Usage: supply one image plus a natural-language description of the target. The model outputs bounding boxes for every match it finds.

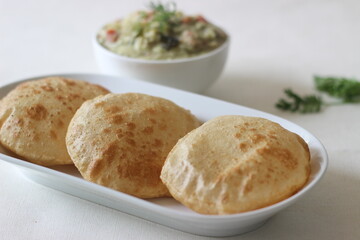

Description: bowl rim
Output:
[93,25,230,64]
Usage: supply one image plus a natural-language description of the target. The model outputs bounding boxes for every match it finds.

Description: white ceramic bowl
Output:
[93,30,229,93]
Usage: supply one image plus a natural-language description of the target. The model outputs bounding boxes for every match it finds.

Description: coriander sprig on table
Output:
[276,89,323,113]
[276,76,360,113]
[314,76,360,102]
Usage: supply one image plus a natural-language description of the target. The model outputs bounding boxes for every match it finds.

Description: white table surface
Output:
[1,0,359,239]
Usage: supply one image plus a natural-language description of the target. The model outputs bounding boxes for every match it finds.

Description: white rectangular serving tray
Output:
[0,74,328,237]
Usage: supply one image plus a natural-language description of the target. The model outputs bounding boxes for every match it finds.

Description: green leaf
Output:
[148,1,177,35]
[314,76,360,102]
[276,89,322,113]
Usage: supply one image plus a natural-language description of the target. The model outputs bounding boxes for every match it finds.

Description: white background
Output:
[0,0,359,239]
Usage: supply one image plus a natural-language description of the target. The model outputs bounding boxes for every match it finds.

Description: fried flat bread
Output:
[0,77,109,166]
[161,115,311,214]
[66,93,200,198]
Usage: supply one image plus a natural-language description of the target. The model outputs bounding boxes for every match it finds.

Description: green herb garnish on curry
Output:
[97,2,227,60]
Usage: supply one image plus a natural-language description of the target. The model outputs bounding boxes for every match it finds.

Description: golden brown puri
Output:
[0,77,110,166]
[160,115,311,215]
[66,93,201,199]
